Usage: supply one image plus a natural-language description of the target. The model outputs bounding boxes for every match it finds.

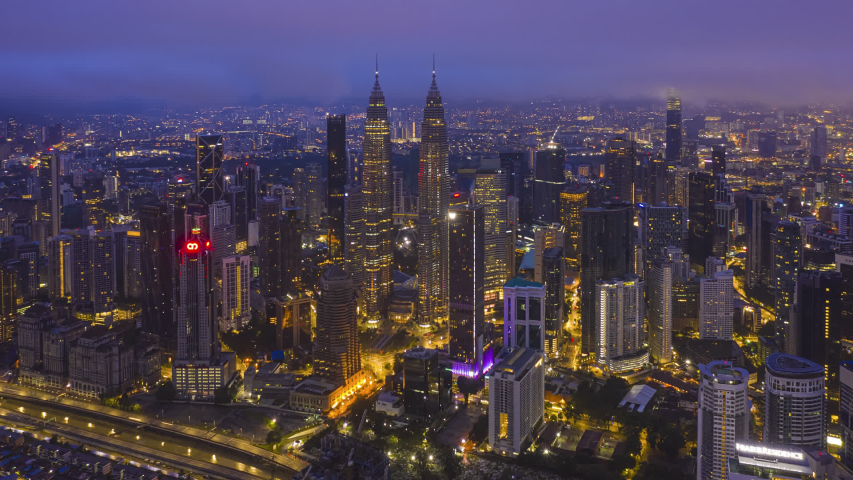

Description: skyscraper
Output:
[605,138,636,203]
[196,134,225,205]
[0,262,16,343]
[344,184,365,288]
[596,275,645,373]
[47,234,71,301]
[220,255,251,332]
[327,114,347,263]
[559,186,587,270]
[474,168,507,314]
[688,172,717,273]
[533,144,565,224]
[304,163,324,230]
[699,269,734,340]
[503,278,545,352]
[140,204,174,345]
[533,224,565,284]
[488,347,545,456]
[764,353,826,448]
[665,91,682,163]
[236,163,260,220]
[313,264,361,384]
[417,68,450,325]
[639,203,686,268]
[792,271,842,401]
[448,204,484,377]
[773,221,801,344]
[645,154,669,206]
[38,153,60,237]
[649,258,674,364]
[758,131,777,159]
[811,125,827,161]
[745,189,766,289]
[362,65,394,324]
[542,247,564,359]
[697,361,750,480]
[258,197,282,297]
[580,204,633,355]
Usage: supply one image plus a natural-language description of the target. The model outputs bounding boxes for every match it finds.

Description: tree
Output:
[456,376,481,405]
[266,429,283,445]
[468,415,489,445]
[214,385,231,404]
[155,381,176,402]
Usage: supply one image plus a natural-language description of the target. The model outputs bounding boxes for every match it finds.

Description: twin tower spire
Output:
[372,54,440,92]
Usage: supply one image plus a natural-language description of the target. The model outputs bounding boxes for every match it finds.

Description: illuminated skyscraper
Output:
[559,186,586,270]
[220,255,251,332]
[38,153,60,237]
[745,189,766,289]
[711,144,726,176]
[474,168,506,314]
[47,234,72,300]
[362,64,394,324]
[649,258,673,363]
[304,163,324,230]
[773,221,801,345]
[639,203,686,270]
[542,247,564,358]
[698,361,750,480]
[448,204,484,377]
[596,275,645,373]
[533,144,565,225]
[314,264,361,384]
[764,353,826,448]
[344,184,365,288]
[699,269,734,340]
[0,262,16,343]
[605,138,636,203]
[327,114,347,263]
[196,134,225,205]
[665,91,681,163]
[417,66,450,325]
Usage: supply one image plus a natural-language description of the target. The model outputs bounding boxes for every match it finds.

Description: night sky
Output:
[2,0,851,108]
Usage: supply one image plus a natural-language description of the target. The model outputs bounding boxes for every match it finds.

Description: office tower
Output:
[0,262,16,343]
[533,224,565,284]
[705,256,726,275]
[90,232,116,321]
[403,347,452,419]
[417,68,450,325]
[542,247,564,359]
[580,204,633,355]
[448,204,484,377]
[649,259,674,364]
[645,154,669,206]
[392,166,404,216]
[220,255,251,332]
[236,163,260,221]
[38,153,60,236]
[773,221,801,344]
[500,152,526,199]
[313,264,361,384]
[560,186,587,270]
[225,186,248,245]
[474,168,507,314]
[196,134,225,205]
[17,243,38,301]
[362,66,394,324]
[792,271,842,401]
[841,362,853,467]
[344,184,365,287]
[758,131,777,158]
[47,235,71,300]
[711,145,726,176]
[139,205,175,345]
[304,163,324,230]
[122,232,142,299]
[811,125,827,161]
[745,189,766,289]
[665,91,681,163]
[4,117,17,142]
[167,176,193,215]
[596,275,645,373]
[208,200,231,229]
[503,278,545,352]
[347,150,362,186]
[699,269,734,340]
[533,144,565,224]
[764,353,826,448]
[688,172,717,273]
[697,361,750,480]
[605,138,636,203]
[488,347,545,456]
[506,195,519,279]
[639,203,686,267]
[258,196,282,296]
[327,114,347,263]
[210,224,236,274]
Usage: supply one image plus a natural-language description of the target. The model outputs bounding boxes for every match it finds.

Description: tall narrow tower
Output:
[418,62,450,325]
[196,134,225,205]
[326,114,347,263]
[665,90,682,163]
[362,62,394,325]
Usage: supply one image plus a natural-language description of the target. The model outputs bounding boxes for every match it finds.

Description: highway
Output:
[0,384,307,474]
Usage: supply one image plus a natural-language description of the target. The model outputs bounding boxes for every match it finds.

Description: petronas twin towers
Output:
[361,61,449,326]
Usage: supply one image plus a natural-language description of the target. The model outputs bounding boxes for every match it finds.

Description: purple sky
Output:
[2,0,851,108]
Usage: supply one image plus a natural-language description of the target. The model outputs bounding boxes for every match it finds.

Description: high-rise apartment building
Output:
[559,186,587,270]
[649,258,674,364]
[327,114,347,263]
[474,168,507,314]
[488,347,545,456]
[665,91,681,163]
[773,221,801,344]
[362,67,394,324]
[697,361,751,480]
[196,134,225,205]
[417,70,450,325]
[503,278,545,352]
[533,144,565,224]
[596,275,646,373]
[699,269,734,340]
[220,255,251,332]
[580,204,633,355]
[605,138,636,203]
[313,264,361,384]
[542,247,564,359]
[764,353,826,448]
[448,204,484,378]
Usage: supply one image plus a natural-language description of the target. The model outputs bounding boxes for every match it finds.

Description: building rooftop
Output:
[504,276,543,289]
[619,384,657,413]
[493,347,539,378]
[403,346,438,360]
[765,353,824,377]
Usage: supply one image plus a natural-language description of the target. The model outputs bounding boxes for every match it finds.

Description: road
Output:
[0,383,308,474]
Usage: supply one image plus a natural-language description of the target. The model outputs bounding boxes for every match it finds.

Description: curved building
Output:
[698,361,751,480]
[764,353,826,448]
